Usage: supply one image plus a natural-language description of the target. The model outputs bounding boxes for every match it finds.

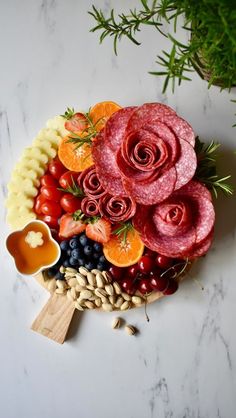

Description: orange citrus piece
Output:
[103,228,144,267]
[89,101,122,131]
[58,136,93,172]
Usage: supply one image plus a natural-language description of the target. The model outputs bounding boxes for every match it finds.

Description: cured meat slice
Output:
[99,194,136,223]
[78,165,106,199]
[133,180,214,258]
[122,166,177,205]
[143,220,196,257]
[92,132,121,179]
[174,138,197,190]
[164,114,195,147]
[188,231,214,258]
[143,121,180,166]
[126,103,176,132]
[132,205,153,232]
[174,180,212,201]
[96,170,127,197]
[104,107,136,152]
[81,197,100,217]
[92,131,127,196]
[127,103,195,147]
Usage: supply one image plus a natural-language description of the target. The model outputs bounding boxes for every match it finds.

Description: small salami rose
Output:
[133,181,215,259]
[78,165,106,199]
[81,197,100,217]
[99,193,136,223]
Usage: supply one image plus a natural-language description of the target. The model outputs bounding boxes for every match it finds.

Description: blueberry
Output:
[93,242,102,252]
[69,257,79,266]
[96,262,107,271]
[79,234,89,246]
[54,271,65,280]
[85,261,96,270]
[93,252,100,260]
[47,267,57,277]
[77,258,86,266]
[67,249,71,257]
[84,245,93,256]
[69,237,80,249]
[63,259,71,268]
[99,255,106,263]
[71,248,82,259]
[60,240,69,251]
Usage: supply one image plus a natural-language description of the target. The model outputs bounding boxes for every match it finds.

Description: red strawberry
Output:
[59,213,86,238]
[65,112,88,134]
[86,218,111,243]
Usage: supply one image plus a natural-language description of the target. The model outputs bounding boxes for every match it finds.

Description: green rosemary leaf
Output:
[112,221,134,245]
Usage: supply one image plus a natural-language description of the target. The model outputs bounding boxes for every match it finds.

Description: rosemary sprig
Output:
[58,176,84,198]
[67,109,103,150]
[89,2,163,55]
[195,137,233,197]
[112,221,134,245]
[89,1,236,94]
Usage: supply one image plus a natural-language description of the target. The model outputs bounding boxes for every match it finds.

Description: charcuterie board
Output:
[5,101,221,344]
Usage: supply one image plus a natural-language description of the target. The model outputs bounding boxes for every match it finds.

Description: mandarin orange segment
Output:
[89,101,122,131]
[58,137,93,172]
[103,228,144,267]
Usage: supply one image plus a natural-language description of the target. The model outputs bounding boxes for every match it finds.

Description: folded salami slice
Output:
[99,193,136,223]
[81,197,100,217]
[78,165,105,199]
[92,131,127,196]
[104,106,136,152]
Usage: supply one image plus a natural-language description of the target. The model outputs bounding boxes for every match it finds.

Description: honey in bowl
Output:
[6,220,60,275]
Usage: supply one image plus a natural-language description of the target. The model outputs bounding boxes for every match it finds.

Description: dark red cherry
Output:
[155,254,173,269]
[138,256,155,274]
[109,265,124,281]
[150,276,169,292]
[163,279,179,295]
[138,278,153,295]
[120,278,136,295]
[127,264,139,278]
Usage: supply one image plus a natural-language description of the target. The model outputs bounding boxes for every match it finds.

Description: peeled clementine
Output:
[103,228,144,267]
[58,137,93,172]
[89,101,122,131]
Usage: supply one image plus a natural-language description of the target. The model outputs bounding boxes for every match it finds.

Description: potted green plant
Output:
[89,0,236,94]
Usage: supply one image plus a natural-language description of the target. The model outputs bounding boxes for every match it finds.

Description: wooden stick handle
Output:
[31,293,75,344]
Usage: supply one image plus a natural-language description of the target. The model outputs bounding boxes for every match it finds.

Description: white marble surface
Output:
[1,1,236,417]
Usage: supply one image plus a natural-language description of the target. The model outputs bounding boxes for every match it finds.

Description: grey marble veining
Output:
[0,1,236,418]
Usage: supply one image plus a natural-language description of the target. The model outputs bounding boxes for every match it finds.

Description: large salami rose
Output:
[92,103,197,205]
[133,181,215,258]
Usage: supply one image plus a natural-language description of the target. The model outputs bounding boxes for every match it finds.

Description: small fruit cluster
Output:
[34,157,82,230]
[108,250,185,296]
[47,233,110,279]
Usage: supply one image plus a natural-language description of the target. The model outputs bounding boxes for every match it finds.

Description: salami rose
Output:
[92,103,197,205]
[99,194,136,223]
[81,197,100,217]
[133,181,215,259]
[78,165,106,199]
